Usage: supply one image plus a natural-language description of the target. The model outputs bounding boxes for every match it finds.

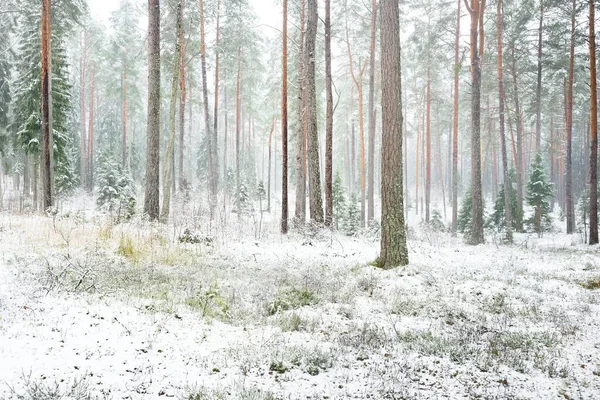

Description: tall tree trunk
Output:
[535,0,544,153]
[87,63,95,192]
[160,0,182,222]
[213,0,221,190]
[452,0,461,235]
[282,0,289,232]
[178,1,186,190]
[426,65,431,223]
[566,0,576,234]
[80,29,87,189]
[306,0,323,223]
[497,0,513,243]
[199,0,215,205]
[144,0,161,220]
[268,119,275,213]
[41,0,53,210]
[467,0,485,244]
[235,47,242,213]
[324,0,334,227]
[122,65,128,167]
[589,0,598,245]
[295,0,307,223]
[416,123,420,215]
[380,0,408,268]
[367,0,377,226]
[346,0,367,227]
[510,49,524,231]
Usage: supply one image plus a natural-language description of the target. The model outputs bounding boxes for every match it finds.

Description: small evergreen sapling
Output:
[332,173,346,230]
[96,155,136,222]
[345,193,360,236]
[526,153,553,236]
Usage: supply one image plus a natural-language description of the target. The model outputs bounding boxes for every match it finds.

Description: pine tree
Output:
[97,154,136,222]
[457,189,473,235]
[345,194,360,236]
[332,173,346,230]
[11,0,83,199]
[491,169,520,232]
[526,153,553,236]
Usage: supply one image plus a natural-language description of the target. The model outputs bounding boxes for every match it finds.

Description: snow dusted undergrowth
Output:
[0,195,599,399]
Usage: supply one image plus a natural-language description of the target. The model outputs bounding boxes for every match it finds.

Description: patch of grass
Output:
[269,360,289,374]
[116,234,140,263]
[185,282,230,319]
[268,287,318,315]
[581,277,600,290]
[6,374,95,400]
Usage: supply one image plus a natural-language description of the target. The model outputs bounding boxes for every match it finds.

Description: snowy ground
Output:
[1,194,599,399]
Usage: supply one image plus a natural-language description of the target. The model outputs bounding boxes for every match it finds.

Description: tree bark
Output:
[324,0,334,227]
[566,0,576,234]
[122,65,128,167]
[295,0,307,223]
[589,0,598,245]
[80,29,87,188]
[281,0,289,232]
[509,50,524,231]
[451,0,461,236]
[178,0,187,190]
[497,0,513,242]
[87,63,95,192]
[41,0,53,210]
[235,47,242,212]
[426,65,431,223]
[367,0,377,226]
[535,0,544,153]
[213,0,221,190]
[144,0,161,220]
[160,0,182,222]
[380,0,408,268]
[306,0,323,223]
[467,0,485,244]
[199,0,215,204]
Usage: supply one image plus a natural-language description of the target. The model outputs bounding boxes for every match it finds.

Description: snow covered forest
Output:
[0,0,599,398]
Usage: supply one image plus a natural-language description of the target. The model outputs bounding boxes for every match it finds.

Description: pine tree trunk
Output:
[41,0,53,210]
[88,63,95,192]
[497,0,512,242]
[324,0,334,227]
[178,2,186,190]
[282,0,289,232]
[566,0,576,234]
[468,0,485,244]
[510,50,524,232]
[380,0,408,268]
[452,0,460,235]
[589,0,598,245]
[535,0,544,153]
[80,29,87,189]
[122,66,128,167]
[199,0,215,204]
[426,65,431,223]
[416,123,420,215]
[160,0,182,222]
[235,47,242,213]
[295,0,307,223]
[367,0,377,226]
[144,0,161,221]
[213,0,221,190]
[306,0,323,223]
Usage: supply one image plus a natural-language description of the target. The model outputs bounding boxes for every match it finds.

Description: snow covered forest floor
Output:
[1,194,600,399]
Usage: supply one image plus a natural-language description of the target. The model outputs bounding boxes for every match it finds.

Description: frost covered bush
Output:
[96,155,136,222]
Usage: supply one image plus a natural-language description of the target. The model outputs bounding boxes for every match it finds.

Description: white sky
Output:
[88,0,282,39]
